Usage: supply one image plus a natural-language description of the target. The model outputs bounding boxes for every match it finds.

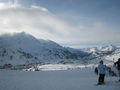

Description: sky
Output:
[0,0,120,48]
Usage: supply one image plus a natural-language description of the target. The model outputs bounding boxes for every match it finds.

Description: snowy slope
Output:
[0,47,38,66]
[0,68,120,90]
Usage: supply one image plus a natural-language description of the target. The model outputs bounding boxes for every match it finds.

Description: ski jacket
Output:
[98,64,106,74]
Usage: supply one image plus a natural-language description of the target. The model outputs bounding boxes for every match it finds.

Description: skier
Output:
[94,67,98,75]
[114,58,120,81]
[97,60,106,85]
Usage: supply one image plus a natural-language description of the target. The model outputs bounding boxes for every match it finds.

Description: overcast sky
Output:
[0,0,120,48]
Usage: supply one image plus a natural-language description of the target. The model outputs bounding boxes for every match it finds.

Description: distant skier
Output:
[107,67,117,77]
[97,60,106,85]
[114,58,120,81]
[94,67,98,75]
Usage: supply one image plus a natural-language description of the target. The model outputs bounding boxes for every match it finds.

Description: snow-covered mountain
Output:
[0,32,120,67]
[80,45,120,64]
[0,32,83,66]
[82,45,117,54]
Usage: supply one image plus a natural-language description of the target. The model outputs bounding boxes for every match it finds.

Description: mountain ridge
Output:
[0,32,120,67]
[0,32,81,66]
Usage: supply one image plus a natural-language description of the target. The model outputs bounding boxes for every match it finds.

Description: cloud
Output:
[0,3,71,37]
[0,2,119,48]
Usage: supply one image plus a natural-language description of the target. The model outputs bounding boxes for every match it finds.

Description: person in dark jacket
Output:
[94,67,98,75]
[114,58,120,81]
[97,60,106,84]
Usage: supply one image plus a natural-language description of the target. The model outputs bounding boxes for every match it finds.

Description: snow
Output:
[24,64,96,71]
[0,68,120,90]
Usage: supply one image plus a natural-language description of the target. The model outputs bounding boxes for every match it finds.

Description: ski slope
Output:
[0,68,120,90]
